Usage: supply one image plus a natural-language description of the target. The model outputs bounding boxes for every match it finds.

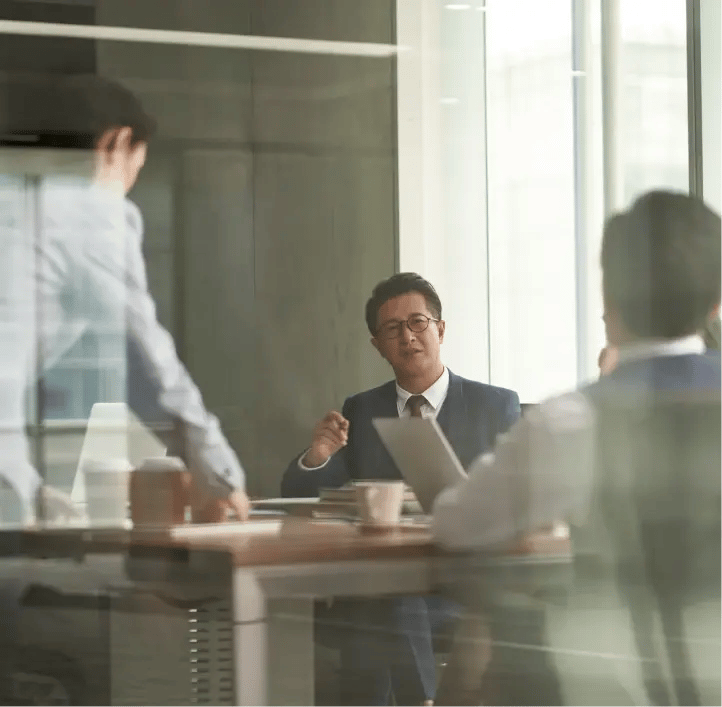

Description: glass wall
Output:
[0,3,717,705]
[0,0,705,491]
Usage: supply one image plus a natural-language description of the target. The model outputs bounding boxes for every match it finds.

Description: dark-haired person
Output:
[434,191,720,705]
[0,76,250,525]
[281,272,520,705]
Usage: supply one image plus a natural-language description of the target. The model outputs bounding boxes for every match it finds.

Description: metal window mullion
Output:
[481,0,492,385]
[686,0,703,198]
[600,0,623,217]
[29,175,47,520]
[572,0,594,384]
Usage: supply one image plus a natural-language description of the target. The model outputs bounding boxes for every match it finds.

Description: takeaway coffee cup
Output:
[130,456,188,528]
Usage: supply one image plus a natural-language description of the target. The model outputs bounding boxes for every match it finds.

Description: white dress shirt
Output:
[299,367,450,470]
[0,179,245,518]
[395,366,450,418]
[432,336,706,550]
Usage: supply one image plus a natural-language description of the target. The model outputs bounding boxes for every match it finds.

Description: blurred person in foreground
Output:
[434,190,720,705]
[282,272,520,705]
[0,76,250,525]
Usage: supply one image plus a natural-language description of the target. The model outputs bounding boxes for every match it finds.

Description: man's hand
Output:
[304,410,349,467]
[224,489,251,521]
[190,488,251,523]
[37,485,84,526]
[94,126,147,195]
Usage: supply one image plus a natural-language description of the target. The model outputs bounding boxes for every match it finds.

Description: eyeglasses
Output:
[376,314,440,340]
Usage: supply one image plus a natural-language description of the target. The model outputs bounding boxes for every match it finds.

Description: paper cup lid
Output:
[81,458,133,474]
[138,456,186,472]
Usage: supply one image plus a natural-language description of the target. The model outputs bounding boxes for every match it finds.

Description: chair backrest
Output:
[592,390,720,704]
[595,393,720,598]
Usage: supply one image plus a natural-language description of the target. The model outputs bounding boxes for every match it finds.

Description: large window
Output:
[398,0,692,402]
[619,0,688,201]
[485,0,577,401]
[700,0,721,213]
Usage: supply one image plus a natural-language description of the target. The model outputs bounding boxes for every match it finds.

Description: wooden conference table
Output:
[20,507,571,706]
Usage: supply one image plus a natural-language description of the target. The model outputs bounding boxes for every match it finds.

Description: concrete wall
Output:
[96,0,397,496]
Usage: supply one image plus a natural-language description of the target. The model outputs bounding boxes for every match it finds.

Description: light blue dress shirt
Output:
[0,176,244,520]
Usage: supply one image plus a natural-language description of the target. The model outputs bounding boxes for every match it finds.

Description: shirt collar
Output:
[616,335,706,366]
[396,367,450,413]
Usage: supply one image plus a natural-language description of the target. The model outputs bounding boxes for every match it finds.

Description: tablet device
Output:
[372,417,467,513]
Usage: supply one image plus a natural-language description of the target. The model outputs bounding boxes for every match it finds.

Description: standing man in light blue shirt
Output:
[0,76,250,701]
[0,76,249,523]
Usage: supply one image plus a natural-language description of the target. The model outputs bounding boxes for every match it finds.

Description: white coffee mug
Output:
[354,481,405,526]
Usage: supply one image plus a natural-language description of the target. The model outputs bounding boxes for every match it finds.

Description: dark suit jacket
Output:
[281,370,520,498]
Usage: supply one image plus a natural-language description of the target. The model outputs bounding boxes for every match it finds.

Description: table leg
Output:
[232,570,268,706]
[267,597,314,706]
[232,570,315,706]
[434,564,494,706]
[434,608,492,706]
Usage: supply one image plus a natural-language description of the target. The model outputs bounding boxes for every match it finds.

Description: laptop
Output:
[372,417,467,513]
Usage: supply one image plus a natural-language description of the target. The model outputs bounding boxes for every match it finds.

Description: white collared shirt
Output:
[395,366,450,418]
[433,337,708,550]
[616,334,705,366]
[299,367,450,470]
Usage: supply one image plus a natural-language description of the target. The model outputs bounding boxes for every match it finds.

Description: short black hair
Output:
[365,272,442,335]
[601,190,721,339]
[3,74,156,146]
[65,75,157,145]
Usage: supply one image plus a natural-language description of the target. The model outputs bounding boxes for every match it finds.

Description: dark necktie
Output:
[406,395,427,418]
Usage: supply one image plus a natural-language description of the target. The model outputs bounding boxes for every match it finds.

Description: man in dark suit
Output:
[282,272,519,705]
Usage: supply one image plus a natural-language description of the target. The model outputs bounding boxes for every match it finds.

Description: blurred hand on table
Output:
[37,485,85,525]
[182,472,251,522]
